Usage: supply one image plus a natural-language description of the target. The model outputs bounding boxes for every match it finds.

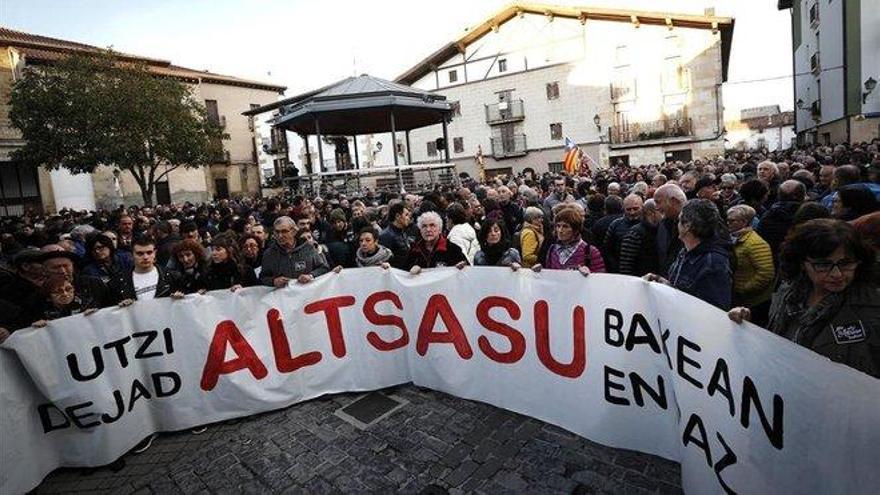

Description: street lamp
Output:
[593,114,601,131]
[863,77,877,103]
[796,98,805,109]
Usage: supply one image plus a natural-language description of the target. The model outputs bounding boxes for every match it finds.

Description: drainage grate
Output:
[334,392,408,429]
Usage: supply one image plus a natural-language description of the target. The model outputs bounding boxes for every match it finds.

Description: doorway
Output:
[214,178,229,200]
[155,181,171,205]
[664,149,692,163]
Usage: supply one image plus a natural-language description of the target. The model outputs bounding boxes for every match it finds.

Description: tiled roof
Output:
[396,1,735,84]
[0,26,285,92]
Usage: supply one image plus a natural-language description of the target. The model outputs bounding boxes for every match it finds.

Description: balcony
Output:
[610,117,693,145]
[485,100,525,125]
[490,134,528,158]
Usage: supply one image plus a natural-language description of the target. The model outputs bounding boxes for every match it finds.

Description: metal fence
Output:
[610,117,693,145]
[282,163,459,197]
[490,134,528,158]
[485,100,525,124]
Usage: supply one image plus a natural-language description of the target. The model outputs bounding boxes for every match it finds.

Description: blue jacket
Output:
[668,239,732,310]
[821,182,880,210]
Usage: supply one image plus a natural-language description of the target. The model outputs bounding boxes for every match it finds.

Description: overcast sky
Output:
[1,0,793,119]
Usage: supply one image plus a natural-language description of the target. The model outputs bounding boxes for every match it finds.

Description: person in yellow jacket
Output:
[520,206,545,268]
[727,205,775,326]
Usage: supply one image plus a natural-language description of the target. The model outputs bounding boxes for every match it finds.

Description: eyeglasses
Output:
[806,259,859,274]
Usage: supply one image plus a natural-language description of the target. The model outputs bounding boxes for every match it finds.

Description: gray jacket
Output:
[259,240,329,286]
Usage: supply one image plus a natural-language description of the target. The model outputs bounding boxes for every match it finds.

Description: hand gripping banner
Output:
[1,268,878,494]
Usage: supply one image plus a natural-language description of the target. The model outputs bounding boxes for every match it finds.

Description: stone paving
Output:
[36,385,682,494]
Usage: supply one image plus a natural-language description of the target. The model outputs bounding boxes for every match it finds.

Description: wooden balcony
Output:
[610,117,694,146]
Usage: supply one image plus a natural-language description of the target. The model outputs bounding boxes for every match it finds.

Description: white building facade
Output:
[390,4,733,178]
[780,0,880,144]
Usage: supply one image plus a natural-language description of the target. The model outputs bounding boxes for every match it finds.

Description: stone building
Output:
[391,3,734,177]
[0,27,285,215]
[725,106,796,151]
[778,0,880,144]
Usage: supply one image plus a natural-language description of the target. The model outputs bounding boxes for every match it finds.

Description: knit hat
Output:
[329,208,347,224]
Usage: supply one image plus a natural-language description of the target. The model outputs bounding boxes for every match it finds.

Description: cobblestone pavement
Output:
[36,385,682,494]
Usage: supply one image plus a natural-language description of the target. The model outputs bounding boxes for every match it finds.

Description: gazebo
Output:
[245,74,455,193]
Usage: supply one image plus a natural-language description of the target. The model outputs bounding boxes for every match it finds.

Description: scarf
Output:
[356,245,393,267]
[555,238,585,267]
[480,238,510,266]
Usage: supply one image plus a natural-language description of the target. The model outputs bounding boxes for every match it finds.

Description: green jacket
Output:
[769,278,880,378]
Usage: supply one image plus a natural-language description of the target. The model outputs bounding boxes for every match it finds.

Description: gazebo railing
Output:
[282,163,459,196]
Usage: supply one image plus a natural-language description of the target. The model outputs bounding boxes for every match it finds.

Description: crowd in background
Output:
[2,140,878,381]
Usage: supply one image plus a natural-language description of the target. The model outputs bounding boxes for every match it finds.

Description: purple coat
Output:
[545,239,606,272]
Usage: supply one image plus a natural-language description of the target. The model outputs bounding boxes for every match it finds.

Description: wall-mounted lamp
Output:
[375,141,383,152]
[864,77,877,103]
[796,98,805,110]
[593,114,601,131]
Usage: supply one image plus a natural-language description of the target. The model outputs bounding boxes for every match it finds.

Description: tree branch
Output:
[154,164,181,184]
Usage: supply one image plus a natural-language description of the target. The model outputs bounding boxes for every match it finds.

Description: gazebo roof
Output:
[245,74,452,135]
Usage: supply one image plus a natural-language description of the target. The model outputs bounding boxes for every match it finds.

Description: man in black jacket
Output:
[107,236,182,305]
[619,199,661,277]
[603,194,643,272]
[757,179,805,263]
[653,183,687,277]
[379,202,414,269]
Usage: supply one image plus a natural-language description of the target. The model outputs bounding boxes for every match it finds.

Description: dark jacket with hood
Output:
[667,239,732,310]
[757,201,800,259]
[379,224,413,269]
[204,260,258,291]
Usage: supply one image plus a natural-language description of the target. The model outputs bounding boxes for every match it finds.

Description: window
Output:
[614,45,630,68]
[427,141,438,156]
[453,137,464,153]
[550,123,563,140]
[498,58,508,73]
[248,103,259,131]
[548,162,564,174]
[546,82,560,100]
[664,35,681,59]
[662,63,689,93]
[809,2,819,27]
[448,70,458,83]
[450,100,461,116]
[205,99,220,126]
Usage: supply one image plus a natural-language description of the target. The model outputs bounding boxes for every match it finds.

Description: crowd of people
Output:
[2,141,878,384]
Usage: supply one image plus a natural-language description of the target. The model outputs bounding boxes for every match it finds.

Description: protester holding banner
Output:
[407,211,468,273]
[203,235,258,291]
[473,218,521,268]
[106,236,182,305]
[534,207,604,275]
[354,227,393,268]
[171,238,209,295]
[727,204,775,326]
[259,216,330,287]
[31,274,98,327]
[730,218,879,377]
[644,199,732,310]
[81,234,133,285]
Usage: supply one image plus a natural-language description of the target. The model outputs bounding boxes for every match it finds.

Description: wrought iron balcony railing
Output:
[610,117,693,145]
[490,134,528,158]
[485,100,525,124]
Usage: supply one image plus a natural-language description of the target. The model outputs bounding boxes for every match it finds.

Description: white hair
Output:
[417,211,443,230]
[273,216,295,229]
[655,183,687,204]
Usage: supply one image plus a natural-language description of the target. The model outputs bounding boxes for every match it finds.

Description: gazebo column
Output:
[441,118,450,163]
[303,134,312,175]
[390,110,403,192]
[314,116,325,173]
[405,130,412,165]
[352,136,360,170]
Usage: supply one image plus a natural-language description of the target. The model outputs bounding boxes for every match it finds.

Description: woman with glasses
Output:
[31,274,98,327]
[729,219,878,377]
[81,233,133,284]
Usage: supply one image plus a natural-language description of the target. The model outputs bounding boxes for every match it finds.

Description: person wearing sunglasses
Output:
[729,219,878,377]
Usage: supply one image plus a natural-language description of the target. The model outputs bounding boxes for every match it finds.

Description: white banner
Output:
[1,268,878,494]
